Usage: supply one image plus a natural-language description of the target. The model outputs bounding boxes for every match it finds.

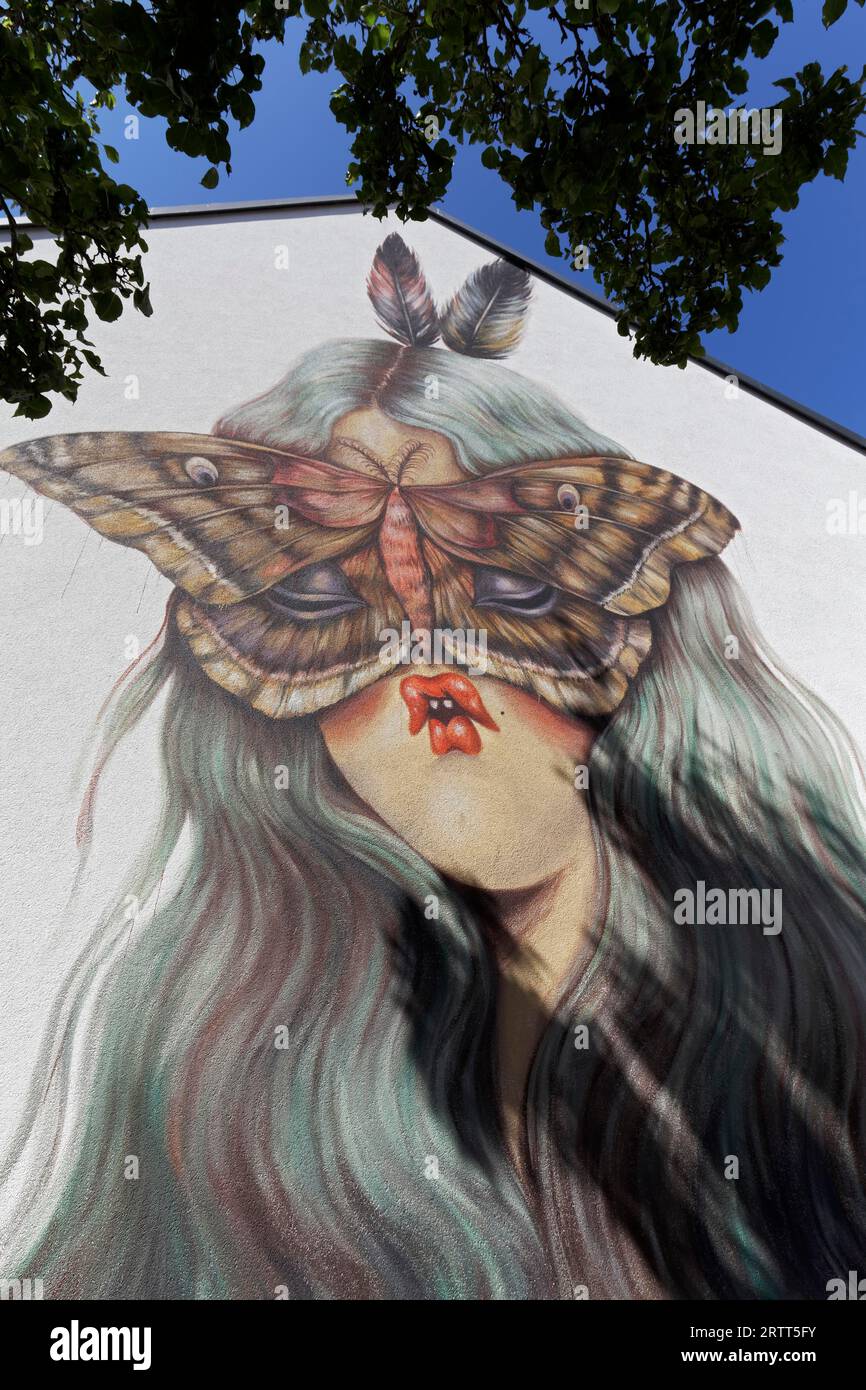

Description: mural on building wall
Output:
[1,234,865,1299]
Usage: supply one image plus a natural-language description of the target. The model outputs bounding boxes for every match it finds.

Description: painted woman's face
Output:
[321,671,596,888]
[318,406,597,890]
[0,369,735,893]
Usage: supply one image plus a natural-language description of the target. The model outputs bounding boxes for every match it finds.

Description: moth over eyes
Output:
[262,561,559,623]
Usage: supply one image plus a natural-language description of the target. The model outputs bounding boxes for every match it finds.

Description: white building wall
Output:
[0,203,863,1135]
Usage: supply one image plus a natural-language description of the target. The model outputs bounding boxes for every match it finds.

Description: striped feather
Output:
[439,259,532,358]
[366,234,440,347]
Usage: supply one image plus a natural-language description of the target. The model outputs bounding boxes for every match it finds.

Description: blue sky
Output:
[96,6,866,434]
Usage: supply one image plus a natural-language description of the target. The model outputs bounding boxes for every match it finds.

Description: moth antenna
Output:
[367,233,440,347]
[440,258,532,358]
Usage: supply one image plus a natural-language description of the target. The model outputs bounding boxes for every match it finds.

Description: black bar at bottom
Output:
[3,1296,863,1375]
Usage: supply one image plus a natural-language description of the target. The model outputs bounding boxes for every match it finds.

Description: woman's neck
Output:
[488,849,601,1177]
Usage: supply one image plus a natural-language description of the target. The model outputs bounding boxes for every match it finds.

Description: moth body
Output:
[378,486,434,631]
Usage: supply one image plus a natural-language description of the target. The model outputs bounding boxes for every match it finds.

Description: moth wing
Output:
[174,544,405,718]
[0,431,383,605]
[422,541,651,717]
[408,456,739,615]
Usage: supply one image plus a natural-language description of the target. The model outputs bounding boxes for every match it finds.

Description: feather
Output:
[366,233,440,347]
[439,259,532,358]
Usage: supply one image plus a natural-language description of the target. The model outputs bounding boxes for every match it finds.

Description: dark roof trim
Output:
[146,194,358,219]
[9,193,865,454]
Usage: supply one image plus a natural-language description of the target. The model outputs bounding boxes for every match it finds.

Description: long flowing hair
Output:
[3,342,866,1298]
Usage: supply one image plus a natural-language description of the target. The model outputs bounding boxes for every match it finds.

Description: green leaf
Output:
[200,166,220,189]
[369,21,391,50]
[750,21,778,59]
[104,144,120,164]
[822,0,848,25]
[749,264,772,290]
[824,143,849,178]
[15,394,52,419]
[229,90,255,127]
[133,285,153,315]
[92,291,123,322]
[728,67,749,95]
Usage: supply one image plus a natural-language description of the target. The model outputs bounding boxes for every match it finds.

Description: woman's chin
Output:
[319,669,598,889]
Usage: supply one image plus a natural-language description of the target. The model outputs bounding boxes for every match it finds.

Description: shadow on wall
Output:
[389,732,866,1300]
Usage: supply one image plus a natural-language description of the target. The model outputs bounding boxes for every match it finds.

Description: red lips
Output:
[400,673,499,756]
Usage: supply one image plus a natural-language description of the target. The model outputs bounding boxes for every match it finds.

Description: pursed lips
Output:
[399,673,499,755]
